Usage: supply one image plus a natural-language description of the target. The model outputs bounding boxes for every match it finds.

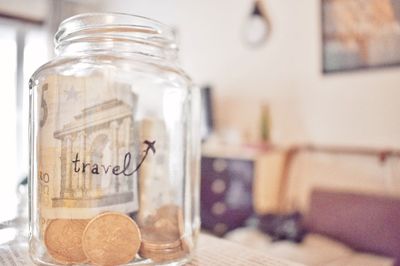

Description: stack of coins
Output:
[139,204,190,262]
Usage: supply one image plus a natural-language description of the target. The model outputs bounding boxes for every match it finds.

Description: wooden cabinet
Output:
[201,156,254,236]
[200,149,285,236]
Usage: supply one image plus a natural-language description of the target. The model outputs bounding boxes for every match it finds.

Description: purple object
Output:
[201,156,254,236]
[307,189,400,260]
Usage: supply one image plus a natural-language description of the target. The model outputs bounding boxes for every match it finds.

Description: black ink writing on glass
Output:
[71,140,156,176]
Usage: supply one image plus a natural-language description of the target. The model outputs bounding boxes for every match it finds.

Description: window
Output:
[0,20,49,224]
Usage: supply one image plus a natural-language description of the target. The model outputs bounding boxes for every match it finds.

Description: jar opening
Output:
[55,13,177,59]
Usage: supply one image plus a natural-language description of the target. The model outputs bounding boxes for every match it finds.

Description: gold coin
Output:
[153,216,179,233]
[180,237,191,254]
[154,205,181,239]
[44,219,89,264]
[141,239,181,248]
[177,208,184,237]
[139,204,190,263]
[177,210,191,253]
[155,204,180,220]
[140,227,181,253]
[139,247,186,262]
[140,246,181,254]
[82,212,141,266]
[141,223,179,242]
[141,238,182,250]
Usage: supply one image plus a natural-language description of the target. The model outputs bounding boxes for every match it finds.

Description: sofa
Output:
[226,188,400,265]
[225,146,400,265]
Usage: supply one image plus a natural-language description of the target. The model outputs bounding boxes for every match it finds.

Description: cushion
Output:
[257,212,306,242]
[307,189,400,259]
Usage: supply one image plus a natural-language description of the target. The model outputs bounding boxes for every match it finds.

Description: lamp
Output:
[243,0,272,47]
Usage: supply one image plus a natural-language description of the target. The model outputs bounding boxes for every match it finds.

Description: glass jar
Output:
[29,13,200,266]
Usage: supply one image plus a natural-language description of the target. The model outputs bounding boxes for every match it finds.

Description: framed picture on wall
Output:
[322,0,400,73]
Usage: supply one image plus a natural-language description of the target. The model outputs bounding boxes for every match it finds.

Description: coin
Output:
[140,207,180,244]
[44,219,89,264]
[177,208,184,237]
[139,246,186,263]
[139,204,191,262]
[177,210,191,253]
[155,204,180,220]
[145,224,179,242]
[180,236,191,254]
[154,205,180,233]
[153,216,179,234]
[141,237,182,250]
[141,239,181,249]
[82,212,141,266]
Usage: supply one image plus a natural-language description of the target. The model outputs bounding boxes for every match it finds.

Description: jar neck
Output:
[55,13,178,62]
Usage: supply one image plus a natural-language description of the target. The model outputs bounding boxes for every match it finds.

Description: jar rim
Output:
[55,12,176,51]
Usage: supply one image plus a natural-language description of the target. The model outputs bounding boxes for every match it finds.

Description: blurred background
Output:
[1,0,400,265]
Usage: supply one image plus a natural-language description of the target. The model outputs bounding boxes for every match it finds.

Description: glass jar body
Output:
[29,37,200,265]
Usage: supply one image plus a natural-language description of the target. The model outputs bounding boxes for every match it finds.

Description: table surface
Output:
[0,233,303,266]
[189,234,303,266]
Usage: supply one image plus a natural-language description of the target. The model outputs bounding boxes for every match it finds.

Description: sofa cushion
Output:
[307,189,400,260]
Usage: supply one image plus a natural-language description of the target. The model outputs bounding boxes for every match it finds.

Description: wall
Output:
[100,0,400,149]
